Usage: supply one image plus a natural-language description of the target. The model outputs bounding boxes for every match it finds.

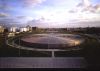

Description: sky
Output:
[0,0,100,28]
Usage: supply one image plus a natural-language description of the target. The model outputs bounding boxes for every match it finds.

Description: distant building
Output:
[32,27,38,31]
[26,25,32,32]
[10,27,17,33]
[20,27,28,32]
[0,26,5,33]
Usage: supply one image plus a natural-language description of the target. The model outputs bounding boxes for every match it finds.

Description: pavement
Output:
[21,34,83,45]
[0,57,87,68]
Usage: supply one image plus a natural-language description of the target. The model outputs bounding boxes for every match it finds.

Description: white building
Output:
[20,27,28,32]
[26,25,32,32]
[10,27,17,32]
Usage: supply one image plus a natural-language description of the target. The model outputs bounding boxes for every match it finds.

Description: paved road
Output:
[0,57,87,68]
[21,34,83,45]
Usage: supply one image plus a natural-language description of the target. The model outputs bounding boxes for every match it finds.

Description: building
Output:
[0,26,5,33]
[20,27,28,32]
[26,25,32,32]
[32,27,38,31]
[10,27,17,33]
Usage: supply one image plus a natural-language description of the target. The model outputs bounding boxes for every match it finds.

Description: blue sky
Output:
[0,0,100,28]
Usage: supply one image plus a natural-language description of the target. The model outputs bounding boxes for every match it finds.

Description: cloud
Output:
[70,0,100,13]
[72,21,100,27]
[93,4,100,13]
[0,15,34,27]
[0,18,21,27]
[0,15,33,27]
[28,17,100,28]
[17,16,33,20]
[27,17,45,26]
[21,0,46,7]
[16,16,34,24]
[27,17,68,28]
[0,5,12,10]
[0,0,12,10]
[0,12,10,17]
[0,0,46,9]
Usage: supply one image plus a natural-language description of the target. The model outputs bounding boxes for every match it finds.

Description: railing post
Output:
[52,51,55,58]
[19,37,20,57]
